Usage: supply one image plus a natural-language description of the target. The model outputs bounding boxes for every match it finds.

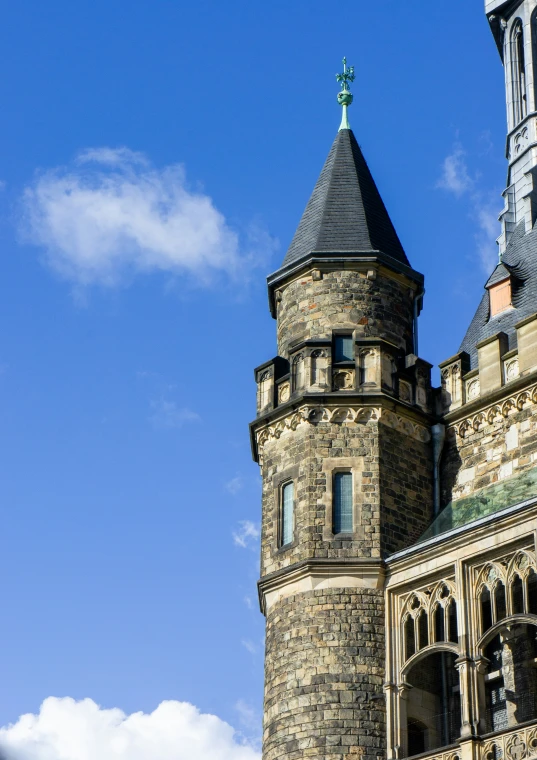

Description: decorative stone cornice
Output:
[258,557,386,614]
[252,403,431,464]
[453,381,537,439]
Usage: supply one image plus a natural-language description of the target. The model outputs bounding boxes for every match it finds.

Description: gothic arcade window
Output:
[333,472,353,534]
[280,481,294,547]
[511,19,527,126]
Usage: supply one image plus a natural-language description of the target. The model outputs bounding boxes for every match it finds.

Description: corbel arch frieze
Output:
[254,404,432,464]
[454,382,537,438]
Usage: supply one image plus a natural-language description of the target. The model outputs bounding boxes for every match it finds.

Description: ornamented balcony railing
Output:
[481,723,537,760]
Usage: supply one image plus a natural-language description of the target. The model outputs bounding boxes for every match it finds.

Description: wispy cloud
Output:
[232,521,260,549]
[436,144,473,197]
[0,697,260,760]
[241,639,258,655]
[149,400,200,430]
[243,595,254,610]
[436,142,500,273]
[225,475,244,495]
[20,146,276,289]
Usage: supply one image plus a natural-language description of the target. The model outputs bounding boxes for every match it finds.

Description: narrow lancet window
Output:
[448,599,458,643]
[528,569,537,614]
[434,604,445,642]
[281,482,294,547]
[333,472,353,534]
[481,587,493,634]
[512,575,524,615]
[495,582,507,622]
[405,615,416,660]
[418,609,428,649]
[511,20,527,125]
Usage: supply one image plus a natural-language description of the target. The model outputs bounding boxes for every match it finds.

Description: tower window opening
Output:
[281,481,294,547]
[334,334,354,363]
[511,20,527,126]
[292,354,304,391]
[333,472,353,534]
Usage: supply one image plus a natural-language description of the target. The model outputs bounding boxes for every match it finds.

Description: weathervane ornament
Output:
[336,57,355,131]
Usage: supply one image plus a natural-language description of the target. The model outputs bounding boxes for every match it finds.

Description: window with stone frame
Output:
[399,580,461,757]
[280,481,295,547]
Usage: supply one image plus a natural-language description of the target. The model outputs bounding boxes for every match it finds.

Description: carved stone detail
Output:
[455,383,537,438]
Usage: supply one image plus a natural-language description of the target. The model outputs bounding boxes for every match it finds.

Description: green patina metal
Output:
[336,57,355,131]
[419,465,537,542]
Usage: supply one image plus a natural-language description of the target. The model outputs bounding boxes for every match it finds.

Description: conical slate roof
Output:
[280,128,410,270]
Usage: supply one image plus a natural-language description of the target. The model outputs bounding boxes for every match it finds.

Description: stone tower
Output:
[251,64,436,760]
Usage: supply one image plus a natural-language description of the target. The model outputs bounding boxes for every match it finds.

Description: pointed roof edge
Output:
[276,128,410,275]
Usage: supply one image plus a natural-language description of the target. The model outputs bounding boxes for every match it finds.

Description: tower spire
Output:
[336,57,355,130]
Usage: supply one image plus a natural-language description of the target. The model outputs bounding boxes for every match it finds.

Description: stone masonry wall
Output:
[260,416,433,579]
[441,403,537,505]
[275,270,415,358]
[263,587,386,760]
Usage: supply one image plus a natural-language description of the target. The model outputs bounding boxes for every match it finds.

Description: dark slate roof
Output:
[279,128,410,271]
[459,222,536,369]
[485,262,512,288]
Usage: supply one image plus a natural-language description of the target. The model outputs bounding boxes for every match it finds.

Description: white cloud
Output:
[243,595,254,610]
[232,521,260,549]
[436,145,473,196]
[225,476,244,495]
[149,400,200,430]
[0,697,260,760]
[20,147,275,288]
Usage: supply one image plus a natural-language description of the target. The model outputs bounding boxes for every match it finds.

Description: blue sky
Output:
[0,1,509,757]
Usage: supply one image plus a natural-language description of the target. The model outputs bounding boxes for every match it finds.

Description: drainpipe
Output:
[413,289,424,357]
[431,423,446,518]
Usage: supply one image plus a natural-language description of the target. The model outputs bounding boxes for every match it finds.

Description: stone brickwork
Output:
[260,413,433,580]
[441,395,537,505]
[275,269,415,358]
[263,588,386,760]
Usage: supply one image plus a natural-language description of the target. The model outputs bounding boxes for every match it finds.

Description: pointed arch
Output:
[511,19,527,126]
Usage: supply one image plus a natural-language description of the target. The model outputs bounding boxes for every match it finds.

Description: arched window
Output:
[532,8,537,112]
[481,587,493,634]
[333,472,353,534]
[433,604,445,642]
[528,568,537,614]
[418,609,429,650]
[281,482,294,547]
[511,575,524,614]
[511,20,527,125]
[292,354,304,392]
[405,615,416,660]
[447,599,458,643]
[495,582,507,622]
[405,652,461,754]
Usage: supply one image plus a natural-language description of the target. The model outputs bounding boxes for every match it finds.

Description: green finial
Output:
[336,57,355,131]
